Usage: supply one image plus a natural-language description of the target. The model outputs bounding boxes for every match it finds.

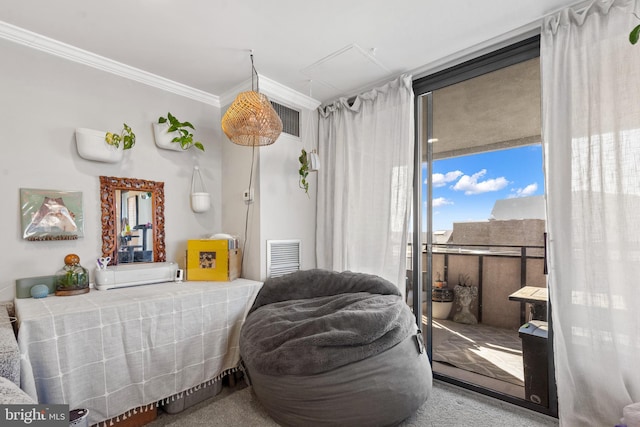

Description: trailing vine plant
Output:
[630,13,640,44]
[105,123,136,150]
[298,148,310,196]
[158,112,204,151]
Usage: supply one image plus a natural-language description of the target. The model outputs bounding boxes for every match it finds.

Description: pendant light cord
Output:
[241,143,256,271]
[250,53,259,93]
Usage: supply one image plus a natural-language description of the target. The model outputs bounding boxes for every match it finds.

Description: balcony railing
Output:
[407,243,546,326]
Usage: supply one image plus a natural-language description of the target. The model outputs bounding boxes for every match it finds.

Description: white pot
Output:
[191,192,211,213]
[432,301,454,319]
[75,128,124,163]
[153,122,183,151]
[308,151,321,171]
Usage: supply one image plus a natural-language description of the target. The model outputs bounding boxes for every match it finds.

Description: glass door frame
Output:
[411,34,558,418]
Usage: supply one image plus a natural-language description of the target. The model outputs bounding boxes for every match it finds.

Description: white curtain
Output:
[541,1,640,425]
[316,74,414,291]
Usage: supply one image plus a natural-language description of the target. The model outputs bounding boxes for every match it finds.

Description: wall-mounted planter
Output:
[191,192,211,213]
[308,150,321,171]
[75,128,123,163]
[190,166,211,213]
[153,122,182,151]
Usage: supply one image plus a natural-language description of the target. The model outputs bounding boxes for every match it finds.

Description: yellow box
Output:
[186,239,241,281]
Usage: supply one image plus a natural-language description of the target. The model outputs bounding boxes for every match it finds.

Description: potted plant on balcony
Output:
[153,112,204,152]
[75,123,136,163]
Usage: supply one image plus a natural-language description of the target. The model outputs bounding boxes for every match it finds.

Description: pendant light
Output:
[221,53,283,146]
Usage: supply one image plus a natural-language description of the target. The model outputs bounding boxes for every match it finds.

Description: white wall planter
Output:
[153,122,183,151]
[308,150,321,171]
[75,128,123,163]
[191,192,211,213]
[190,166,211,213]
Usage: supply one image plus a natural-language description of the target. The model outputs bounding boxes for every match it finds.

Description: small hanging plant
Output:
[105,123,136,150]
[158,112,204,151]
[630,11,640,45]
[299,148,310,196]
[631,25,640,44]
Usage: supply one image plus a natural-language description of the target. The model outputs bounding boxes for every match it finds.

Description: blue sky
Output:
[423,145,544,231]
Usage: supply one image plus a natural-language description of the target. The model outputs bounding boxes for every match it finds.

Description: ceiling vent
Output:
[267,239,301,278]
[270,101,300,137]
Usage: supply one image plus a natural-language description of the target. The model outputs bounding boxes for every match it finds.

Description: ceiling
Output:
[0,1,584,105]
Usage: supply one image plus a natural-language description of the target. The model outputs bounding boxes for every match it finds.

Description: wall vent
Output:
[271,101,300,137]
[267,239,301,278]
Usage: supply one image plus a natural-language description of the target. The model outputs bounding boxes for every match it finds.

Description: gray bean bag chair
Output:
[240,269,432,427]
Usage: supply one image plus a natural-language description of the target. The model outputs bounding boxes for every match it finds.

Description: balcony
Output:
[406,241,547,399]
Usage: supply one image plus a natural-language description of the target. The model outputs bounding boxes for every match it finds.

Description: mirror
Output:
[100,176,166,265]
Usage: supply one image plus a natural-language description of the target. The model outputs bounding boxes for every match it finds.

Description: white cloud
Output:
[430,170,463,187]
[509,182,538,198]
[452,169,509,195]
[432,197,453,207]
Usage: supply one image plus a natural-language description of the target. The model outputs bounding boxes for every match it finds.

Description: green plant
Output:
[158,112,204,151]
[631,25,640,44]
[630,14,640,44]
[298,148,310,196]
[457,273,472,287]
[105,123,136,150]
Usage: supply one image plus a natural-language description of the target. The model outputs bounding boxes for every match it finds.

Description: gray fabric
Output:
[249,332,433,427]
[248,269,402,314]
[0,376,34,404]
[0,305,20,387]
[240,269,414,375]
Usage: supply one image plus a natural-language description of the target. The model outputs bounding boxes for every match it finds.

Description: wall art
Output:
[20,188,84,241]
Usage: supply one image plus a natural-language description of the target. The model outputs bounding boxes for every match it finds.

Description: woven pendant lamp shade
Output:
[222,91,283,146]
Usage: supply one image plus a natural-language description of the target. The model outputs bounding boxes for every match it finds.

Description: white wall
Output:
[259,109,318,279]
[0,38,222,301]
[221,137,262,279]
[221,103,319,282]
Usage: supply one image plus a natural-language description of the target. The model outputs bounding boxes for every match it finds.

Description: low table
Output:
[15,279,262,426]
[508,286,548,321]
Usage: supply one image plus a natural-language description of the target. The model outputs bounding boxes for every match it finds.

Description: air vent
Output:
[271,101,300,137]
[267,239,301,278]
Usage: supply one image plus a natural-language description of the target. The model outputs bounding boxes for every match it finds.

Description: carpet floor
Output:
[148,379,557,427]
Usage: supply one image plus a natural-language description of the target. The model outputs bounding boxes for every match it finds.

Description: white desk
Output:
[15,279,262,426]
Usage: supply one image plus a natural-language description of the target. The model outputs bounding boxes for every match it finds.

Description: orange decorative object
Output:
[64,253,80,265]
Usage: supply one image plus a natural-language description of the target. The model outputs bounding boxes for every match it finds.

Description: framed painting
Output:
[20,188,84,241]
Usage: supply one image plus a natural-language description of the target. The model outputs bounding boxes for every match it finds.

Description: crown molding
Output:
[220,74,321,111]
[0,20,220,107]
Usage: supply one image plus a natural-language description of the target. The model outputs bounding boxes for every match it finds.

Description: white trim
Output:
[0,20,221,107]
[220,75,321,111]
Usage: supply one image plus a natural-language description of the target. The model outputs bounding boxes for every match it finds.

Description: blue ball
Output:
[30,284,49,299]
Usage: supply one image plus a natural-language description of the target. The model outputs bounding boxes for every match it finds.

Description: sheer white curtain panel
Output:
[316,74,414,292]
[541,1,640,425]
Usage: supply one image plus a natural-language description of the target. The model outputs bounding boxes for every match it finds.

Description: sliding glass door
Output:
[410,36,557,417]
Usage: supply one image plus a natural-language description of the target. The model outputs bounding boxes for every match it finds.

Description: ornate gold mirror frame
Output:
[100,176,166,265]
